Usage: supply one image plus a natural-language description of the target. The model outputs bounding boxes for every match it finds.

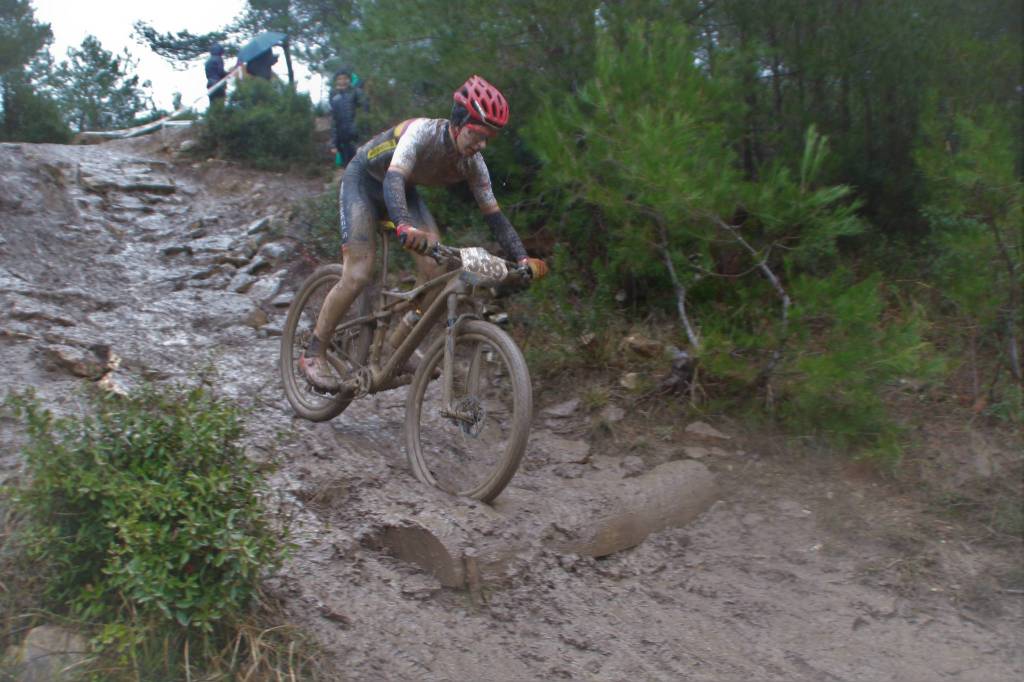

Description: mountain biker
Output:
[300,75,549,392]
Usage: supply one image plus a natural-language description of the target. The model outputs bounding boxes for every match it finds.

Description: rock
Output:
[543,398,580,418]
[186,272,233,290]
[246,272,284,302]
[244,255,272,276]
[599,404,626,423]
[245,216,272,235]
[216,253,252,268]
[162,245,193,257]
[682,445,730,459]
[178,139,198,153]
[6,625,88,682]
[620,455,646,477]
[619,372,641,390]
[532,430,591,464]
[620,334,663,357]
[258,240,296,262]
[244,308,270,329]
[270,291,294,308]
[682,445,711,459]
[684,421,731,440]
[230,236,261,260]
[189,265,227,281]
[79,163,176,194]
[9,296,77,327]
[43,344,106,379]
[659,346,695,394]
[97,372,131,396]
[228,272,258,293]
[189,234,235,254]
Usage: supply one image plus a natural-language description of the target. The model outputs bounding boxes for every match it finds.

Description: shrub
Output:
[292,190,341,260]
[915,102,1023,423]
[777,271,939,461]
[5,385,282,634]
[0,79,72,143]
[202,78,316,169]
[524,23,937,458]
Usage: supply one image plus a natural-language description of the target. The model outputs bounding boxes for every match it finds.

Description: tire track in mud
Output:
[1,136,1021,681]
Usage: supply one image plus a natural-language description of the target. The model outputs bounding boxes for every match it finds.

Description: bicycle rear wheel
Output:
[280,264,371,421]
[405,320,532,503]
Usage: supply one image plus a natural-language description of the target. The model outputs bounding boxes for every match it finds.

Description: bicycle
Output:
[280,221,534,503]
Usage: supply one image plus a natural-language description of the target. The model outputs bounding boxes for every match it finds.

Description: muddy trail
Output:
[1,131,1021,681]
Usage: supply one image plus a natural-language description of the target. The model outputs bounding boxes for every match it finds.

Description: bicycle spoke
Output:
[413,333,519,495]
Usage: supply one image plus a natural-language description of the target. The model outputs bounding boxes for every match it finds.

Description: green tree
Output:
[0,0,50,75]
[0,0,68,141]
[915,101,1023,419]
[51,35,153,132]
[527,22,935,456]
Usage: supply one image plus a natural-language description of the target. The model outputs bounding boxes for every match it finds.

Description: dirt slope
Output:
[0,131,1020,681]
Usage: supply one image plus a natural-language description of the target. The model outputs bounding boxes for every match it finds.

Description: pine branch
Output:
[710,214,792,391]
[640,207,701,350]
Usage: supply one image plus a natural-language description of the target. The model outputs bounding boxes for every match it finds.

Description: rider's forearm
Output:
[484,210,527,262]
[383,169,414,227]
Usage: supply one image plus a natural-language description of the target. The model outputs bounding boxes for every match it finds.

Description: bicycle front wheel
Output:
[405,320,532,503]
[280,264,371,422]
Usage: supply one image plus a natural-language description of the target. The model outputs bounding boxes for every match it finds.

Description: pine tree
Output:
[50,36,153,132]
[0,0,69,141]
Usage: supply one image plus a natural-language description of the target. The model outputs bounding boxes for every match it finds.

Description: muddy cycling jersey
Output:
[344,118,526,262]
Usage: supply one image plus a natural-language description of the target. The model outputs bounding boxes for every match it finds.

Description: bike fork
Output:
[441,292,457,409]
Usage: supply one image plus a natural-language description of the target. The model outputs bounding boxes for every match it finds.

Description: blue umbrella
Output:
[236,31,287,64]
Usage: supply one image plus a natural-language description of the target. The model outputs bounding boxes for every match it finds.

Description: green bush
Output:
[779,272,939,461]
[292,190,341,260]
[202,78,316,169]
[0,79,72,143]
[914,102,1023,423]
[523,23,943,459]
[5,385,282,634]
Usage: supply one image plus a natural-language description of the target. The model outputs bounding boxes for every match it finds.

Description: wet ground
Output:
[1,132,1021,680]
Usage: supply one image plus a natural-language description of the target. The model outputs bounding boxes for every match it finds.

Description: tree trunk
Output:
[282,39,295,86]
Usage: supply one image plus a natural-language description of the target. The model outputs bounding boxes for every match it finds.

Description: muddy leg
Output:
[313,243,374,352]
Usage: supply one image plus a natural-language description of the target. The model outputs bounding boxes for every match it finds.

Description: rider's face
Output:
[455,126,493,157]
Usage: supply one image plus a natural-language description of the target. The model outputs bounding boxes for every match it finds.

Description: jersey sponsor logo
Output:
[367,119,416,160]
[367,138,396,160]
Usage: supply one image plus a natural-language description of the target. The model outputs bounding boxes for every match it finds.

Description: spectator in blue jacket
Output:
[330,69,366,167]
[204,43,228,106]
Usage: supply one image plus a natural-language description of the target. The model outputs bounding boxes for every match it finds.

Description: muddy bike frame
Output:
[328,222,528,410]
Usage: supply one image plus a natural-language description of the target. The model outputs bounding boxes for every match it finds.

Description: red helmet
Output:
[453,75,509,130]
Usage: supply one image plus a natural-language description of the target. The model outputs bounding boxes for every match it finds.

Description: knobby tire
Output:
[404,320,532,503]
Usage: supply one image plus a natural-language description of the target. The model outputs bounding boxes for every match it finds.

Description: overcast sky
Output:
[32,0,325,111]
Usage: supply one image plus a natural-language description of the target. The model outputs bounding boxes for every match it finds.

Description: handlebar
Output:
[433,243,530,274]
[395,227,531,290]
